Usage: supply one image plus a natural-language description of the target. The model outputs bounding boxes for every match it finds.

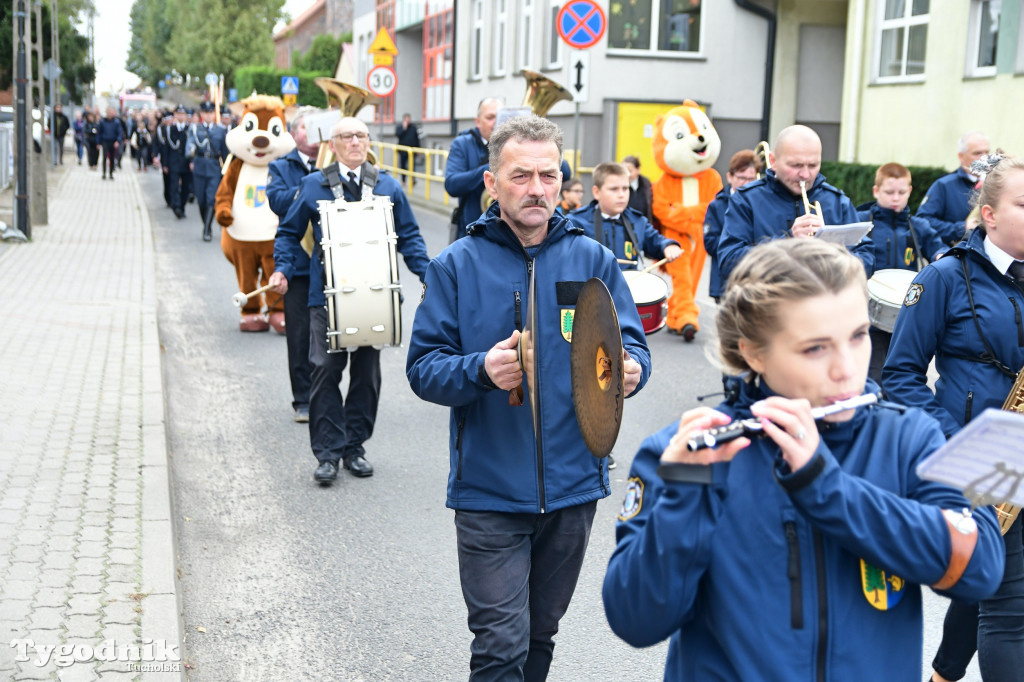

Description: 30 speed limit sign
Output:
[367,65,397,97]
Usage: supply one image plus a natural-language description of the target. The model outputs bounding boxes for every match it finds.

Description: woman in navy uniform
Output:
[883,155,1024,682]
[604,239,1004,681]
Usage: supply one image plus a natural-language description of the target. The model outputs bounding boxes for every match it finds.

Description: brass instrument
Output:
[756,140,772,176]
[313,77,380,167]
[480,70,575,213]
[995,369,1024,534]
[799,181,823,220]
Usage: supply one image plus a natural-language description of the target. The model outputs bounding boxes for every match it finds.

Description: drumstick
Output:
[617,258,634,265]
[232,283,275,307]
[640,258,669,274]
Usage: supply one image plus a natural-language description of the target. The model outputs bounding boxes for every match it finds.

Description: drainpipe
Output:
[734,0,777,144]
[449,4,458,138]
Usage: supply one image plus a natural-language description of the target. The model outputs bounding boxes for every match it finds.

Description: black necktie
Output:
[1009,260,1024,283]
[345,171,360,199]
[307,158,316,172]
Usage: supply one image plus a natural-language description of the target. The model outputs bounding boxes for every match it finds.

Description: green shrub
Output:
[820,161,950,213]
[233,65,329,108]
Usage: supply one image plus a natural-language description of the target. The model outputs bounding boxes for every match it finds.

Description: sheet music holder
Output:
[814,222,873,246]
[916,408,1024,508]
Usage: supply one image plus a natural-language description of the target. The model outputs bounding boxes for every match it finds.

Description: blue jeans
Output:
[932,513,1024,681]
[454,501,598,681]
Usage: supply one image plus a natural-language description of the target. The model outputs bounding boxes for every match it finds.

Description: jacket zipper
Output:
[1010,297,1023,346]
[455,414,466,481]
[514,290,522,331]
[813,530,828,682]
[526,257,547,513]
[965,390,974,424]
[886,237,893,269]
[784,522,804,629]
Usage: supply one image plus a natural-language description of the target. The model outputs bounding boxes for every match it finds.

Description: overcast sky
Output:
[89,0,318,97]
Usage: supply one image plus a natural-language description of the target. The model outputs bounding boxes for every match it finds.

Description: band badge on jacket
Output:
[618,478,644,521]
[904,247,916,267]
[560,309,574,342]
[860,558,905,610]
[624,241,636,260]
[244,184,267,209]
[904,283,924,307]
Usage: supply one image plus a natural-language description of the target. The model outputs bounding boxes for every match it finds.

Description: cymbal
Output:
[571,278,623,458]
[520,263,539,439]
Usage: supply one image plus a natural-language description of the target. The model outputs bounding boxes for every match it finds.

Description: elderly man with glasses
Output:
[271,117,430,484]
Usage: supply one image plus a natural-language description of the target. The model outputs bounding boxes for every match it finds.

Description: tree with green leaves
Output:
[292,33,350,74]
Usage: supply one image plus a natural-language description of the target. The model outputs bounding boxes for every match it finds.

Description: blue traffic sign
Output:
[556,0,606,49]
[280,76,299,95]
[228,88,238,103]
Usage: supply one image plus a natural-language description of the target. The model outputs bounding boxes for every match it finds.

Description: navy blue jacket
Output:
[883,229,1024,437]
[718,171,873,283]
[604,376,1003,681]
[97,117,124,144]
[917,168,977,245]
[186,123,227,178]
[267,149,313,278]
[444,128,489,240]
[163,123,190,170]
[703,188,730,298]
[858,203,947,271]
[406,204,652,513]
[275,164,430,308]
[566,201,679,270]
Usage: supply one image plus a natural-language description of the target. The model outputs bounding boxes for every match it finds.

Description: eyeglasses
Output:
[565,188,584,194]
[333,132,369,142]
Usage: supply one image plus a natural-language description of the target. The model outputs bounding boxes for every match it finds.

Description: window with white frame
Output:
[545,0,563,69]
[967,0,1001,77]
[492,0,508,76]
[1017,3,1024,72]
[470,0,484,79]
[518,0,535,71]
[874,0,929,81]
[607,0,703,54]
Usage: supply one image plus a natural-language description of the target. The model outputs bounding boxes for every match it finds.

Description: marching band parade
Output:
[4,2,1024,681]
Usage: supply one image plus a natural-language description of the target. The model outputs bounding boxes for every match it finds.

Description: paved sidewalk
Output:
[0,163,184,680]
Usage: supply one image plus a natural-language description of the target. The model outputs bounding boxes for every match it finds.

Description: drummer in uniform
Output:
[858,162,948,382]
[717,125,874,284]
[269,117,430,484]
[566,161,682,271]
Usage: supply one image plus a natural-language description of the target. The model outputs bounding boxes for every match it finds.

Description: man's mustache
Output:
[521,198,548,207]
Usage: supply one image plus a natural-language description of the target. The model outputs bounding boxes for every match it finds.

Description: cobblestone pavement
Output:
[0,162,183,681]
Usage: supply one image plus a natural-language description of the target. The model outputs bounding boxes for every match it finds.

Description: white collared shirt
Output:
[342,164,362,184]
[983,235,1019,277]
[601,212,621,221]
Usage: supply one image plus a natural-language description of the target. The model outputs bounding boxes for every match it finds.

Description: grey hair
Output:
[289,106,320,132]
[477,97,503,117]
[958,131,988,154]
[488,116,563,171]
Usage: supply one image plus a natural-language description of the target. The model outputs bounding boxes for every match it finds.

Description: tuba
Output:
[755,140,772,177]
[995,368,1024,534]
[314,77,380,167]
[481,70,575,213]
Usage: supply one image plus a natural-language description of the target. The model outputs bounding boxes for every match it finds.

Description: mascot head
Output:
[652,100,721,178]
[225,94,295,166]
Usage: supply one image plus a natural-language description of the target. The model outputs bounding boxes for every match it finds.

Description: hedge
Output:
[820,161,951,213]
[233,65,331,108]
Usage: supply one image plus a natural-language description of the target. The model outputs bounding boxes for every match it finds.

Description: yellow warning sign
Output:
[283,93,297,106]
[373,54,394,66]
[368,28,399,56]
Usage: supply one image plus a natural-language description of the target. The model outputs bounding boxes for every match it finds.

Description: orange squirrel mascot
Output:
[215,94,295,332]
[651,101,722,341]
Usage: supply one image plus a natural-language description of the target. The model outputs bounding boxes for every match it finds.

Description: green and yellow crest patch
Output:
[860,558,905,610]
[560,309,574,342]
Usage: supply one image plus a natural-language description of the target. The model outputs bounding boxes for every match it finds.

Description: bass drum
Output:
[867,269,917,333]
[623,270,669,335]
[319,196,402,351]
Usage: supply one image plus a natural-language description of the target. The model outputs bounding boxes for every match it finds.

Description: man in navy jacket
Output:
[271,117,430,483]
[408,116,651,681]
[444,98,500,242]
[917,131,990,245]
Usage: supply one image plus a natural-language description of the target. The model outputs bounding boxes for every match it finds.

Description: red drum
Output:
[623,271,669,334]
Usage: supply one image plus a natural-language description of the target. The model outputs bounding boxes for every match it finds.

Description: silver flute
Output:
[685,392,882,452]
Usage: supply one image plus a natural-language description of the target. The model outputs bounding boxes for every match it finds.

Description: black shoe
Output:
[203,228,212,242]
[174,208,185,219]
[343,455,374,478]
[101,174,106,179]
[607,455,617,470]
[314,460,338,484]
[682,324,697,342]
[293,406,309,423]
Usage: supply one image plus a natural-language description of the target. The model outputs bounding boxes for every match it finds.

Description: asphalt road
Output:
[143,169,977,682]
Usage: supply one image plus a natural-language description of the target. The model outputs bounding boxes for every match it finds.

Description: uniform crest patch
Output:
[560,309,574,342]
[618,477,644,521]
[903,247,915,267]
[244,184,267,208]
[904,283,923,306]
[624,241,636,260]
[420,281,427,303]
[860,558,905,610]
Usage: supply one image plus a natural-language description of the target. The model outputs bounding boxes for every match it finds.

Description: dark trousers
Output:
[168,163,189,212]
[932,514,1024,681]
[86,143,99,168]
[284,276,312,410]
[308,306,381,464]
[868,326,892,386]
[193,170,219,223]
[101,141,117,175]
[454,501,598,681]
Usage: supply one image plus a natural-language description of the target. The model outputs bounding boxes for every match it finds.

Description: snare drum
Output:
[319,196,402,351]
[867,269,917,333]
[623,270,669,334]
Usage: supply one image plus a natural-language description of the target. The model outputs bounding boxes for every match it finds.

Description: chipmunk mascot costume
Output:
[215,94,296,332]
[651,100,722,341]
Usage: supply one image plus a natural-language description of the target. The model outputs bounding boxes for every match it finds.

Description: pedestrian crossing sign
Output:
[281,76,300,95]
